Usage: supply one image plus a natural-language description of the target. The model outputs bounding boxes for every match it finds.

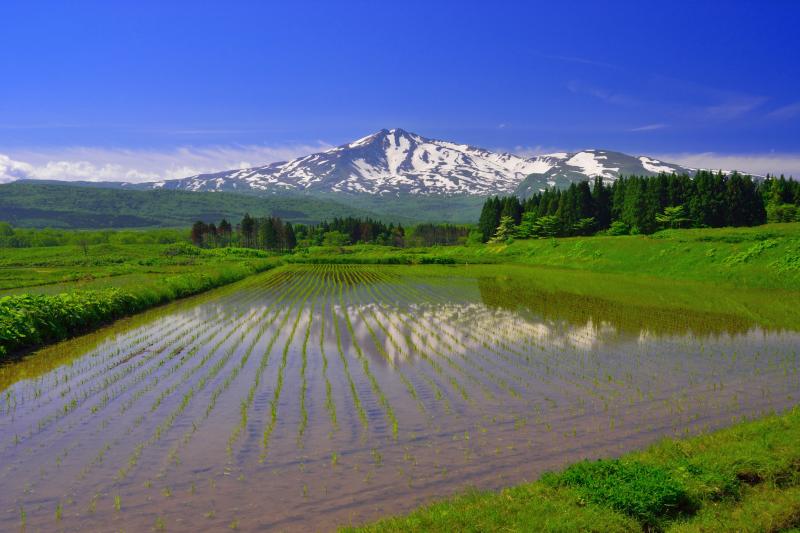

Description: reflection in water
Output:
[0,265,797,532]
[478,276,756,338]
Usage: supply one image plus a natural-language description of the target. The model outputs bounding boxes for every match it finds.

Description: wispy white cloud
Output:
[500,146,800,177]
[703,96,766,120]
[505,145,567,158]
[767,102,800,120]
[0,143,331,184]
[654,152,800,177]
[630,123,667,132]
[566,80,638,106]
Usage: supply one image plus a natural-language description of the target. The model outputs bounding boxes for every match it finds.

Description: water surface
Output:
[1,265,797,531]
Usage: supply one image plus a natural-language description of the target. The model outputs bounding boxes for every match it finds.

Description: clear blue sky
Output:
[1,0,799,180]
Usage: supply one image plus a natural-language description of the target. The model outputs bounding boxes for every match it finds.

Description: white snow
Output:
[566,151,619,178]
[151,131,697,195]
[638,156,675,174]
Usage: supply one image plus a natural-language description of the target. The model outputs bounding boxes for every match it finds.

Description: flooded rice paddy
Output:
[1,265,798,531]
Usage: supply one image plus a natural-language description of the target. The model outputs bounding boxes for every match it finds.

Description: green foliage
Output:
[322,231,351,246]
[0,246,280,358]
[486,171,777,239]
[721,239,778,265]
[543,459,693,528]
[656,205,690,229]
[488,215,515,243]
[0,226,188,248]
[767,203,800,223]
[607,220,630,235]
[0,182,401,229]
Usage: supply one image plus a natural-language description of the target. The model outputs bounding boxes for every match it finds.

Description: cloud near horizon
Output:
[653,152,800,177]
[0,143,332,184]
[1,144,799,185]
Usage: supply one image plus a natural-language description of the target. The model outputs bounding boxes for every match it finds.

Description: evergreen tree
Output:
[240,213,255,248]
[284,222,296,250]
[489,216,515,243]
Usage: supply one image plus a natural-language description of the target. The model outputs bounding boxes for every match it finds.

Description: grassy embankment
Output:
[345,406,800,532]
[295,223,800,290]
[0,242,282,359]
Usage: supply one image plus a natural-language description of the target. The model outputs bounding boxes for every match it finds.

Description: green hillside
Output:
[0,182,409,228]
[0,182,486,229]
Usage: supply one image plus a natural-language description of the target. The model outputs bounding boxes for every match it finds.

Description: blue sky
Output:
[1,0,799,181]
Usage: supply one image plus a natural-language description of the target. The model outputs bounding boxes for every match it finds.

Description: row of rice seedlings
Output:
[2,276,286,451]
[297,285,316,445]
[226,269,319,458]
[72,303,267,487]
[343,269,429,419]
[347,268,455,415]
[112,290,276,482]
[7,269,288,410]
[0,314,199,444]
[378,278,524,399]
[2,282,278,518]
[5,313,182,415]
[334,267,399,440]
[260,271,323,460]
[158,277,309,478]
[327,266,369,434]
[358,268,493,402]
[30,274,296,520]
[0,315,208,459]
[317,276,338,434]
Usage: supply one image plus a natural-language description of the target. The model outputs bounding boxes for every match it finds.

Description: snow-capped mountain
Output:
[128,129,700,196]
[513,149,695,197]
[139,128,546,196]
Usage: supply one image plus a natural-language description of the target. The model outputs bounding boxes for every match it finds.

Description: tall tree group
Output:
[478,171,797,241]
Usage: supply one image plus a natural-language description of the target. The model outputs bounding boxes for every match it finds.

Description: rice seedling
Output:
[3,263,799,531]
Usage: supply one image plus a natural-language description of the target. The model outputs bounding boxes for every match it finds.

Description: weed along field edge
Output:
[1,263,798,531]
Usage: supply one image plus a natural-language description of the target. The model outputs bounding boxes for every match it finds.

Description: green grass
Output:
[0,242,271,294]
[343,406,800,532]
[0,243,282,358]
[296,222,800,291]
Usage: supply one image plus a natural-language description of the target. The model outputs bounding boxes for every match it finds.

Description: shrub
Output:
[607,221,630,236]
[543,459,694,529]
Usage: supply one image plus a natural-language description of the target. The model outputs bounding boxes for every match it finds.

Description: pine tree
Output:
[489,216,515,243]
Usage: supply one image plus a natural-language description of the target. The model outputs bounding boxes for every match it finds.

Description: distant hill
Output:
[0,182,408,229]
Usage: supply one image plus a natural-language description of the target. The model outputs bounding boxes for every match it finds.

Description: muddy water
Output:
[1,265,798,531]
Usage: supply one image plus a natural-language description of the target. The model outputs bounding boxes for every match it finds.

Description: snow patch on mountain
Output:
[139,128,549,196]
[123,129,721,198]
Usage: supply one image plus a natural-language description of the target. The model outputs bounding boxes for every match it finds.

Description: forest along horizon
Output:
[1,264,798,531]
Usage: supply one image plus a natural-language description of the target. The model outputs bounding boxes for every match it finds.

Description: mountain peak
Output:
[128,131,698,196]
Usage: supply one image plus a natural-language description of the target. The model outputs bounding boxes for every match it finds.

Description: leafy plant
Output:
[543,459,695,528]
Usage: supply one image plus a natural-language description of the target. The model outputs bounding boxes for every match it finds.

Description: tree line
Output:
[191,214,471,251]
[478,172,799,242]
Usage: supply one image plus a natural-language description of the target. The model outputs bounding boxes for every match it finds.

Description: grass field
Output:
[0,243,281,357]
[295,222,800,291]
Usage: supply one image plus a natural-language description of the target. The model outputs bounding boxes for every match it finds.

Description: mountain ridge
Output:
[118,129,705,197]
